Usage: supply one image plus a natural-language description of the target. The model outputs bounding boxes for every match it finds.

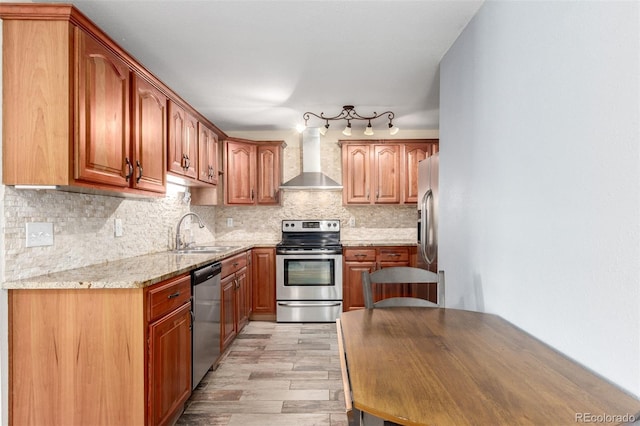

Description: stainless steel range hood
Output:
[280,127,342,190]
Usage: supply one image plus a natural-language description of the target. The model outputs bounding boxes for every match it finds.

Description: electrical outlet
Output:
[26,222,54,247]
[226,218,234,227]
[349,217,356,227]
[114,218,123,237]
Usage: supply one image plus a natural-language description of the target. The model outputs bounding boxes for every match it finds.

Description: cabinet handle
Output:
[167,291,180,299]
[124,157,133,181]
[387,253,400,257]
[136,160,143,183]
[251,188,255,201]
[366,189,370,200]
[184,155,191,170]
[355,253,366,258]
[376,190,379,200]
[233,262,239,267]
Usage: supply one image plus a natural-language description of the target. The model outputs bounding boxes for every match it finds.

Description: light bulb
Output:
[389,124,399,135]
[364,124,374,136]
[342,123,352,136]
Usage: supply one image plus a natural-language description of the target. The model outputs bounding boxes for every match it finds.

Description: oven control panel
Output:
[281,220,340,232]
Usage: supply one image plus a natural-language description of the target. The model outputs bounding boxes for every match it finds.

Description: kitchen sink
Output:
[173,245,239,254]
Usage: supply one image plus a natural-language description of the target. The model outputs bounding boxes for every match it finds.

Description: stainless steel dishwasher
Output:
[191,261,222,390]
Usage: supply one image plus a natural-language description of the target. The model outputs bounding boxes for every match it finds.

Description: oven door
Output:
[276,253,343,301]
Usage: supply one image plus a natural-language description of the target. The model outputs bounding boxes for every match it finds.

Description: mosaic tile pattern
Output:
[177,321,348,426]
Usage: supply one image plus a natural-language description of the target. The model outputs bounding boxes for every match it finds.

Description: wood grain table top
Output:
[339,307,640,425]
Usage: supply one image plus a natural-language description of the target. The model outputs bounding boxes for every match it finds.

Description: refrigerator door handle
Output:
[425,189,436,265]
[420,189,433,264]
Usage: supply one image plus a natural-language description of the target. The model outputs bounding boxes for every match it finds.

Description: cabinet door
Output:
[403,144,430,204]
[168,101,186,175]
[256,144,281,204]
[132,75,166,193]
[168,101,198,179]
[148,302,192,426]
[198,124,218,185]
[373,145,400,204]
[75,29,130,188]
[343,261,376,311]
[183,112,198,179]
[235,267,249,332]
[221,274,237,351]
[251,248,276,316]
[226,141,256,204]
[343,145,371,204]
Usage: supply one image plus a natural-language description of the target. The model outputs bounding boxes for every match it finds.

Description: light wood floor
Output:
[177,321,348,426]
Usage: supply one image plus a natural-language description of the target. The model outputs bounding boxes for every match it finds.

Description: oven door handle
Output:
[277,302,342,307]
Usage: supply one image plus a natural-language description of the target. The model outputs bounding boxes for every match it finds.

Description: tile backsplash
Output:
[2,186,415,281]
[2,186,214,281]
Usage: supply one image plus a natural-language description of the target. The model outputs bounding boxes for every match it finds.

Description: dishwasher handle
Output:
[192,261,222,285]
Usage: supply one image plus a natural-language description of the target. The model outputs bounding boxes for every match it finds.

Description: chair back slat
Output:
[362,267,445,309]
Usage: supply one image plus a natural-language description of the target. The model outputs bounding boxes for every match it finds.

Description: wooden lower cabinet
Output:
[220,251,250,352]
[8,274,192,426]
[342,246,414,311]
[251,247,276,320]
[147,274,192,426]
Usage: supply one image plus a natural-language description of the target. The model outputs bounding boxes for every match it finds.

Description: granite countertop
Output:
[341,239,417,247]
[1,244,261,290]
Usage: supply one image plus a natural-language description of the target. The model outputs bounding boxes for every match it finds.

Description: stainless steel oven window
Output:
[276,253,343,301]
[284,259,335,286]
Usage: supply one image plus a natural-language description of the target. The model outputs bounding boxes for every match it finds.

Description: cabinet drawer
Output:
[148,274,191,322]
[344,248,376,262]
[378,247,410,262]
[221,252,247,277]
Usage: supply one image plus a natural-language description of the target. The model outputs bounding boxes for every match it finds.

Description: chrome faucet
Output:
[175,212,205,250]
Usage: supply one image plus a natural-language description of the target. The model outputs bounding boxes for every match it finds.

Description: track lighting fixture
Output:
[302,105,399,136]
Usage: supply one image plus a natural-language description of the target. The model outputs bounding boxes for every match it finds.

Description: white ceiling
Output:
[45,0,483,133]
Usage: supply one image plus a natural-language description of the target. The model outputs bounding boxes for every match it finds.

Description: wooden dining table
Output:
[337,307,640,426]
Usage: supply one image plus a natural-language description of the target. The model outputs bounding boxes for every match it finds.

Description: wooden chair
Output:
[362,267,444,309]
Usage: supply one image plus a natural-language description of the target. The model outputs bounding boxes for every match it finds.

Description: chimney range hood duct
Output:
[280,127,342,190]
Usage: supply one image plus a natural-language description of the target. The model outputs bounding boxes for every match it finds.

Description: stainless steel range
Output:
[276,219,343,322]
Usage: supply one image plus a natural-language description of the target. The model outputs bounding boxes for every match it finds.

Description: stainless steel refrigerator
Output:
[417,152,439,273]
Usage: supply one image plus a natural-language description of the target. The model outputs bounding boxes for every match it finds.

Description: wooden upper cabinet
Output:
[225,140,256,204]
[75,29,131,188]
[1,4,227,195]
[168,100,198,180]
[341,140,438,205]
[198,123,219,185]
[342,143,400,205]
[256,144,281,205]
[343,145,371,204]
[404,143,431,203]
[373,145,400,203]
[132,75,167,193]
[2,17,72,186]
[225,138,282,205]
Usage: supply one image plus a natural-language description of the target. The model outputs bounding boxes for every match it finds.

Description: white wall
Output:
[439,0,640,396]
